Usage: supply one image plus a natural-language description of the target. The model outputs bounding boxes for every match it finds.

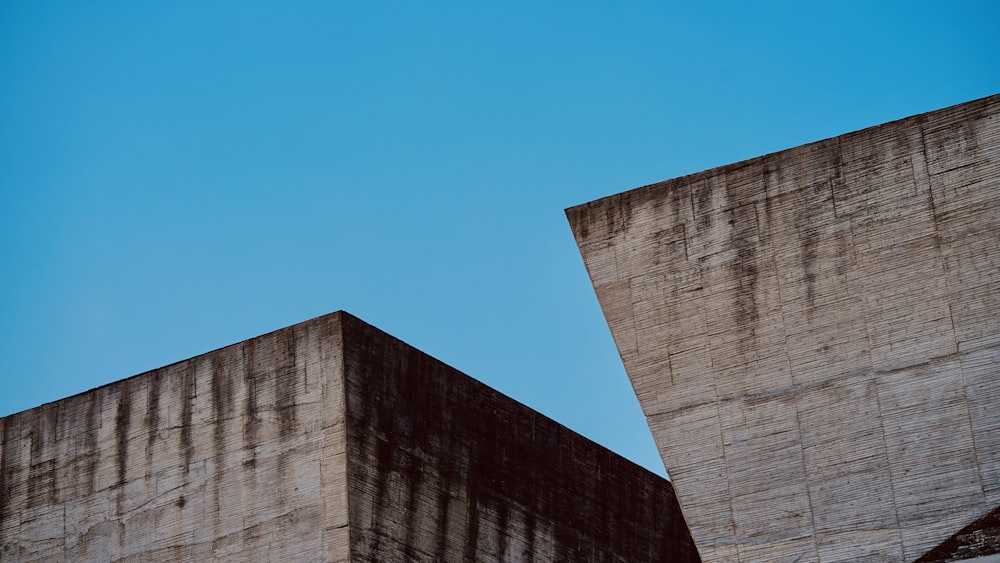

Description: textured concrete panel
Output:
[1,313,347,561]
[568,94,1000,562]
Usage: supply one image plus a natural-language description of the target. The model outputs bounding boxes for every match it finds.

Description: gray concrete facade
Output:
[0,311,699,561]
[1,313,350,561]
[568,94,1000,561]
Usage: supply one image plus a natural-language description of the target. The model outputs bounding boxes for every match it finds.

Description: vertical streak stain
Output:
[28,407,58,509]
[796,183,832,316]
[27,412,41,507]
[0,420,10,545]
[463,476,481,562]
[146,373,160,469]
[180,362,194,473]
[401,451,421,562]
[495,500,511,561]
[432,471,452,559]
[524,510,537,561]
[800,221,819,310]
[242,340,258,462]
[85,395,99,495]
[276,329,298,438]
[212,353,231,458]
[732,206,760,353]
[432,447,459,560]
[115,381,132,512]
[367,436,393,556]
[211,352,230,546]
[694,180,715,230]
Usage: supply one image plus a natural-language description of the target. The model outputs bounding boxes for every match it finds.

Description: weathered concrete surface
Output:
[1,311,699,562]
[340,313,698,562]
[0,313,348,561]
[567,94,1000,562]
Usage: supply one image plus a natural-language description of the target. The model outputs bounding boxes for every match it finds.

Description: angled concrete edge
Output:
[567,94,1000,562]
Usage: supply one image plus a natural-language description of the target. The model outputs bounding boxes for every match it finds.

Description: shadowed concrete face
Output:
[0,311,700,562]
[339,313,698,562]
[568,94,1000,562]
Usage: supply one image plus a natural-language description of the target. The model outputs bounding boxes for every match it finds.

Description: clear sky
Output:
[1,1,997,477]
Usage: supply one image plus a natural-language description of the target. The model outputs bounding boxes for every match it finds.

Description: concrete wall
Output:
[568,94,1000,562]
[1,310,699,562]
[340,313,699,562]
[0,314,350,561]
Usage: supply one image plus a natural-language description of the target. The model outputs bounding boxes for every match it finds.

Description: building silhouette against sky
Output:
[0,312,697,561]
[569,94,1000,561]
[2,94,999,562]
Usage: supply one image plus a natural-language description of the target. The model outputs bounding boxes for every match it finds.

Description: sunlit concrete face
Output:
[568,95,1000,562]
[0,313,350,561]
[0,311,699,562]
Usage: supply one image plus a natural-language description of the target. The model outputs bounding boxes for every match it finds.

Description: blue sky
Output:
[1,1,997,477]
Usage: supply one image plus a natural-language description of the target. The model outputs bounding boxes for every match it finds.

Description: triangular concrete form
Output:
[568,94,1000,562]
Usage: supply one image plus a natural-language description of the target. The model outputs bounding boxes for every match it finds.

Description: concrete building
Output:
[568,94,1000,561]
[4,94,997,563]
[0,311,699,561]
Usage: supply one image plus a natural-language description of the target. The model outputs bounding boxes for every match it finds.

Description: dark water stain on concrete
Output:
[146,373,160,468]
[431,460,456,559]
[115,381,132,513]
[606,197,633,236]
[84,395,99,495]
[180,362,194,473]
[462,476,482,562]
[523,509,538,561]
[797,180,839,315]
[495,499,512,561]
[365,437,394,557]
[666,185,684,224]
[211,353,232,460]
[799,220,820,310]
[275,329,298,438]
[242,340,259,454]
[731,206,761,353]
[210,352,231,534]
[0,419,11,538]
[574,210,590,240]
[115,381,131,488]
[27,408,58,509]
[693,181,715,230]
[400,450,422,562]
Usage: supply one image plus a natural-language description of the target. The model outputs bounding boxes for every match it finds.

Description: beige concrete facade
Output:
[0,313,350,561]
[568,94,1000,562]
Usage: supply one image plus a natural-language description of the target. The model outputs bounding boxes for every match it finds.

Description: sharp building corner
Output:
[0,311,699,561]
[567,94,1000,562]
